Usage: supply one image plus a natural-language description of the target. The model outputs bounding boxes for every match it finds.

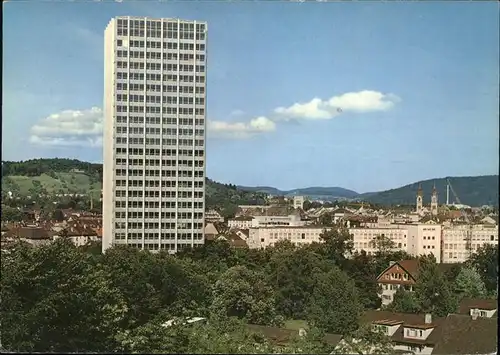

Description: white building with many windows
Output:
[441,223,498,263]
[102,16,207,253]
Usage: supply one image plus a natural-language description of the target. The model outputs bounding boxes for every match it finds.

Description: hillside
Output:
[359,175,499,207]
[2,159,497,208]
[1,158,266,217]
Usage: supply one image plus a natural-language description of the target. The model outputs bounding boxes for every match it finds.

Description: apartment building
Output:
[350,226,409,255]
[228,216,253,229]
[247,221,497,265]
[404,224,442,263]
[441,224,498,263]
[248,226,326,249]
[102,16,208,253]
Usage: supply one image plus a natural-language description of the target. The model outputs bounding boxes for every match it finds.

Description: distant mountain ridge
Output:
[236,185,359,199]
[239,175,499,207]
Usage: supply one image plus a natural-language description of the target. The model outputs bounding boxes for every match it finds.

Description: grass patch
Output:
[3,173,102,196]
[283,319,309,330]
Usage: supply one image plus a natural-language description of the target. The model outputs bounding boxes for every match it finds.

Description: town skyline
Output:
[3,1,499,192]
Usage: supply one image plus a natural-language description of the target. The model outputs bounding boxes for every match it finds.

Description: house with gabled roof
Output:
[355,310,498,355]
[458,298,498,318]
[376,260,420,306]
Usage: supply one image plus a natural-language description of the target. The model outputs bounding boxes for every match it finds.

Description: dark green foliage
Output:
[347,251,382,309]
[0,239,125,352]
[210,265,282,326]
[387,288,421,314]
[306,268,362,335]
[319,226,354,268]
[266,243,335,319]
[2,224,495,353]
[1,158,102,177]
[359,175,499,207]
[414,257,458,317]
[467,244,499,295]
[1,205,23,222]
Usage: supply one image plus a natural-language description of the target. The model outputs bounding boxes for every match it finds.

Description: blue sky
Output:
[3,1,499,192]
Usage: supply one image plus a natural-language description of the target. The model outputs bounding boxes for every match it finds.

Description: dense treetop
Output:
[1,227,497,353]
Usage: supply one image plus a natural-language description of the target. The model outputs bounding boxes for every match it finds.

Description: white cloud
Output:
[28,89,398,147]
[274,90,400,121]
[207,116,276,139]
[30,107,103,147]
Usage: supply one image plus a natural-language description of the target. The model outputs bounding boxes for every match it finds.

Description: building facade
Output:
[441,224,498,263]
[102,16,208,253]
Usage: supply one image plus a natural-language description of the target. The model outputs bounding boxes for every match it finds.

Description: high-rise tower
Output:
[431,183,438,216]
[416,183,423,214]
[102,16,207,253]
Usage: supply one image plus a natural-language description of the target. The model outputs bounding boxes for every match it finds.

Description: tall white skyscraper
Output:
[102,16,207,253]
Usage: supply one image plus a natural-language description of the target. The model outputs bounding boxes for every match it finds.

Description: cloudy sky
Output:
[3,1,499,192]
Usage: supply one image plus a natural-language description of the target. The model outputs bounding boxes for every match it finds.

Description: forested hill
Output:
[359,175,499,207]
[1,159,497,207]
[1,158,266,217]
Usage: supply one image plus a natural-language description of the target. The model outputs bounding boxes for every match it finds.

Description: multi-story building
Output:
[293,196,305,209]
[350,226,409,255]
[441,223,498,263]
[102,16,208,253]
[228,216,253,230]
[405,224,442,263]
[248,226,326,249]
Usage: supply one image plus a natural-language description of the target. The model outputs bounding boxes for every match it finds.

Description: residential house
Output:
[353,310,498,355]
[205,210,224,223]
[2,226,54,247]
[376,260,419,306]
[458,298,498,318]
[430,314,497,354]
[205,231,248,249]
[228,216,253,229]
[204,223,219,240]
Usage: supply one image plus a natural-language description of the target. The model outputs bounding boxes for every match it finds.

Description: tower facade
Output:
[431,183,438,216]
[102,16,207,253]
[416,183,423,213]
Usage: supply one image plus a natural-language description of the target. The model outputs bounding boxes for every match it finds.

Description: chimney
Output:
[425,314,432,324]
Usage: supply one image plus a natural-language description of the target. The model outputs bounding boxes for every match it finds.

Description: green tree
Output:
[347,251,381,310]
[333,324,394,355]
[318,212,334,226]
[101,246,211,329]
[369,234,396,256]
[319,226,354,268]
[468,244,499,294]
[306,268,361,335]
[387,288,421,313]
[283,327,336,354]
[0,205,23,222]
[210,265,282,326]
[414,258,457,317]
[1,239,126,352]
[266,244,334,319]
[454,266,487,299]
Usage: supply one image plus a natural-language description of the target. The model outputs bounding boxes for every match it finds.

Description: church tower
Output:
[416,183,423,213]
[431,182,438,216]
